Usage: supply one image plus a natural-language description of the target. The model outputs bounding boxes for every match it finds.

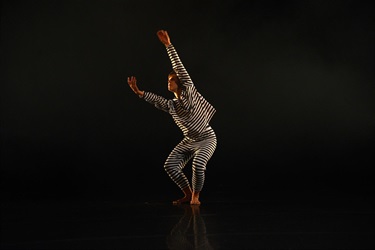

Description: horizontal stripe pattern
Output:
[164,126,217,192]
[143,44,216,140]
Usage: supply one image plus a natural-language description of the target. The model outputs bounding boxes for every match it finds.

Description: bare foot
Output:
[173,195,191,205]
[190,197,201,205]
[173,187,193,205]
[190,191,201,205]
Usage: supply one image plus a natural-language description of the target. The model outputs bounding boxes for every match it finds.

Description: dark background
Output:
[1,0,374,202]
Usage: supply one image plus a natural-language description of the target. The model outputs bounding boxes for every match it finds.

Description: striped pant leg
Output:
[192,136,217,192]
[164,139,194,190]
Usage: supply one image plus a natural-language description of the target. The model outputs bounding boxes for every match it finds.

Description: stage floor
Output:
[1,194,374,249]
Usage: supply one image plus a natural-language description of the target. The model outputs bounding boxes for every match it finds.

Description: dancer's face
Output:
[168,74,179,93]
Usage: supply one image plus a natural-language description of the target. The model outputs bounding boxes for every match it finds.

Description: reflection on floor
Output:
[1,194,374,249]
[167,205,213,250]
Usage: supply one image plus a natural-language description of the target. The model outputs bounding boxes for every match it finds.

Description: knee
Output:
[164,161,177,173]
[192,164,206,173]
[164,162,171,171]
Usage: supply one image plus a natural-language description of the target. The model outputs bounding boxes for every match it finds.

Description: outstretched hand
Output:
[157,30,171,47]
[127,76,144,97]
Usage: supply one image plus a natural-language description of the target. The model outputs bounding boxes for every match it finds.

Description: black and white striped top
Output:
[142,44,216,139]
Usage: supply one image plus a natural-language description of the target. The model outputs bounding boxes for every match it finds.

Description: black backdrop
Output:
[1,0,374,201]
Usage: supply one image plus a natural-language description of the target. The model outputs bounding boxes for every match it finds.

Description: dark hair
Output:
[169,70,183,89]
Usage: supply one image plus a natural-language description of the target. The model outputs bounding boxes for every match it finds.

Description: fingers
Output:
[156,30,162,39]
[127,76,140,95]
[157,30,168,38]
[128,76,136,82]
[127,76,137,85]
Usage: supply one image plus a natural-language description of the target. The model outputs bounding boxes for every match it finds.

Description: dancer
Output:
[127,30,217,205]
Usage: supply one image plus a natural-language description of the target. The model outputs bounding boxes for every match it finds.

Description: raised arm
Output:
[157,30,193,87]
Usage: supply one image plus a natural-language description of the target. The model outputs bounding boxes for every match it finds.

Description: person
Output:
[127,30,217,205]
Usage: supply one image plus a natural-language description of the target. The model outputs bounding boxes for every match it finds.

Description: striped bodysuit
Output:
[142,44,217,192]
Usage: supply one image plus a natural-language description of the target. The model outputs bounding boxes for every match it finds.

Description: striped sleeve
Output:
[142,92,169,113]
[167,44,194,110]
[166,44,193,87]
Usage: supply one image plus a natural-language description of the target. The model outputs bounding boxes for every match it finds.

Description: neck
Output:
[174,89,182,99]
